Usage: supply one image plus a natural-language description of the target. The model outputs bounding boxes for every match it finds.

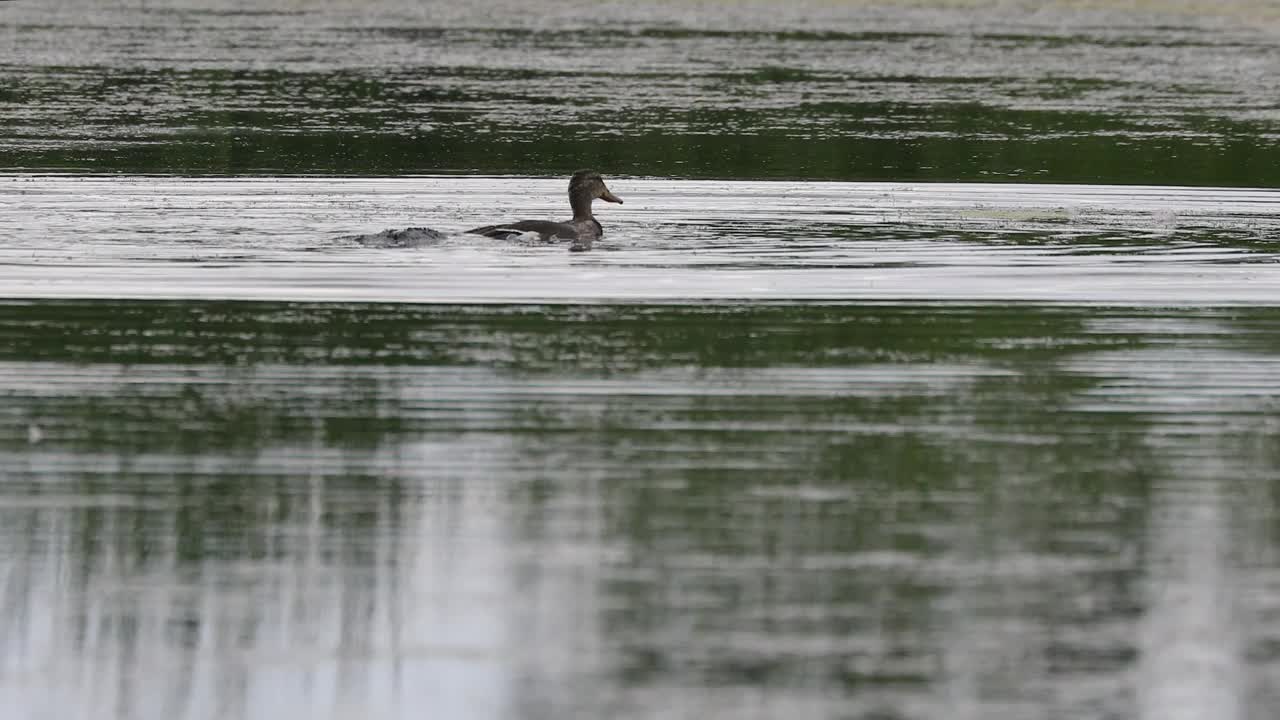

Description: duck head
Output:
[569,169,622,219]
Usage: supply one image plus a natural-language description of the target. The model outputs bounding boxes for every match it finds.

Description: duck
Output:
[466,169,623,251]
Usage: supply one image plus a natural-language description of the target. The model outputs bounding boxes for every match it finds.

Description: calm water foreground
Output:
[3,300,1280,719]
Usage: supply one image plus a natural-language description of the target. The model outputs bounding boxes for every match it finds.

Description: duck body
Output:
[466,218,602,243]
[465,170,621,251]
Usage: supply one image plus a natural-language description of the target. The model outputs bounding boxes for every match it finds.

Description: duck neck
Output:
[570,192,594,222]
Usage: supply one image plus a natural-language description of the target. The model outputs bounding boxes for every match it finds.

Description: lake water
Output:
[5,0,1280,184]
[3,1,1280,719]
[5,176,1280,303]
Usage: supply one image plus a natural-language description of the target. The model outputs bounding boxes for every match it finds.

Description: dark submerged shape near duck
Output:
[466,170,622,251]
[349,226,447,248]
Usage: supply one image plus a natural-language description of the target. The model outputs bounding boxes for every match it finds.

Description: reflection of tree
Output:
[0,298,429,719]
[4,64,1279,186]
[498,302,1177,713]
[8,300,1280,716]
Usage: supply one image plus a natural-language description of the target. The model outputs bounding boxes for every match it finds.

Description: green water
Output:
[4,0,1280,184]
[3,1,1280,718]
[3,300,1279,717]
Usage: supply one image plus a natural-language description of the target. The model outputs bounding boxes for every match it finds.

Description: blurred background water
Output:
[4,0,1280,183]
[2,1,1280,719]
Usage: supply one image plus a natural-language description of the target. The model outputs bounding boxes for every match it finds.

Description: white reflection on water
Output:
[1138,483,1242,720]
[0,438,518,720]
[1067,332,1274,720]
[1,176,1279,304]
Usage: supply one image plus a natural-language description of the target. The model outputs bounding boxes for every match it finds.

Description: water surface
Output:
[5,1,1280,718]
[3,301,1280,719]
[2,0,1279,183]
[3,175,1279,303]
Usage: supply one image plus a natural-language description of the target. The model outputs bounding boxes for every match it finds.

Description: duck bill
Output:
[599,188,623,204]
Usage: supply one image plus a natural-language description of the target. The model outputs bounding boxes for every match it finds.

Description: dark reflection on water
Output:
[2,300,1279,718]
[3,0,1280,184]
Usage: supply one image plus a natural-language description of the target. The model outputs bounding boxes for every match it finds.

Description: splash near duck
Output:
[466,169,623,251]
[347,226,448,248]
